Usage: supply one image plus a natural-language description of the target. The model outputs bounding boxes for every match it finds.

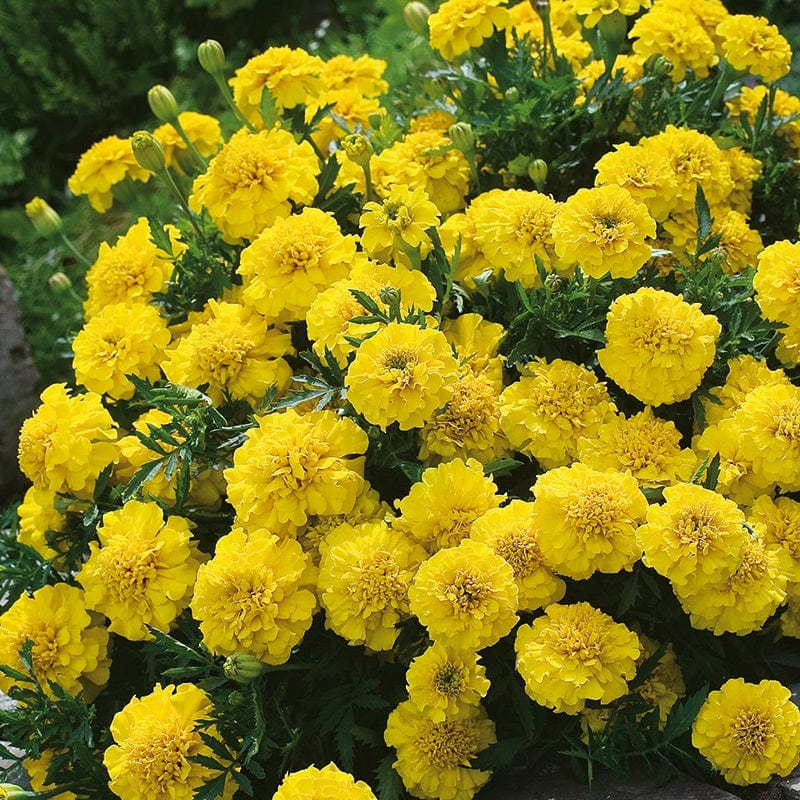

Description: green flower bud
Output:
[198,39,226,74]
[25,197,63,237]
[596,10,627,53]
[403,2,431,35]
[448,122,475,154]
[527,158,548,189]
[223,652,265,683]
[148,84,179,123]
[544,272,564,291]
[504,86,521,103]
[341,133,375,168]
[0,784,38,800]
[131,130,166,173]
[379,286,402,307]
[48,271,73,293]
[645,54,672,78]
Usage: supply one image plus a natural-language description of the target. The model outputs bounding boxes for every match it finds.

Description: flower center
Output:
[548,619,603,661]
[416,719,479,768]
[195,325,253,384]
[564,488,623,539]
[433,663,466,697]
[674,508,721,552]
[127,725,193,791]
[98,541,159,601]
[494,531,543,577]
[730,708,774,756]
[443,569,488,614]
[350,553,407,611]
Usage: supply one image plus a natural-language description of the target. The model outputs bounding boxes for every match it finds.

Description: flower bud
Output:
[527,158,548,189]
[448,122,474,154]
[147,85,179,123]
[0,784,38,800]
[25,197,63,237]
[596,10,627,49]
[379,286,402,308]
[48,272,73,293]
[645,54,672,77]
[131,131,166,173]
[544,273,564,291]
[223,652,265,683]
[403,2,431,35]
[341,133,375,168]
[198,39,226,74]
[504,86,520,103]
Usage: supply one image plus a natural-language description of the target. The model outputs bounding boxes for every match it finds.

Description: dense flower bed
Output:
[6,1,800,799]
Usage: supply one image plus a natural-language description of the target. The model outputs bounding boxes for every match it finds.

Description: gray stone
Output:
[0,264,39,504]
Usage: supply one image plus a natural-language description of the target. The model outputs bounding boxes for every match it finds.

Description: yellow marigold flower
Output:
[533,463,647,579]
[440,209,494,290]
[0,583,110,699]
[419,367,509,465]
[717,14,792,83]
[25,750,77,800]
[777,323,800,367]
[507,1,544,47]
[574,0,650,29]
[515,602,640,715]
[707,209,763,274]
[469,188,563,287]
[394,458,504,552]
[598,287,721,406]
[753,239,800,327]
[409,539,518,651]
[406,644,491,723]
[549,29,594,72]
[152,111,223,169]
[675,534,790,636]
[637,483,749,587]
[643,125,733,209]
[441,313,505,390]
[225,408,368,531]
[114,409,225,509]
[273,763,377,800]
[727,85,800,155]
[409,110,458,134]
[191,528,317,663]
[322,53,388,96]
[657,0,729,47]
[633,634,686,727]
[308,88,383,152]
[384,700,496,800]
[67,134,151,213]
[240,207,356,321]
[318,520,427,651]
[360,184,440,267]
[77,500,202,641]
[17,487,67,563]
[307,257,436,363]
[428,0,510,61]
[162,300,292,405]
[578,407,697,488]
[372,129,471,215]
[230,46,324,127]
[346,322,459,431]
[594,141,679,223]
[629,6,718,81]
[84,217,178,319]
[719,146,762,215]
[749,494,800,584]
[105,683,235,800]
[692,678,800,786]
[551,184,656,279]
[17,383,117,496]
[499,358,617,468]
[470,500,566,612]
[732,383,800,492]
[190,127,319,242]
[73,302,170,400]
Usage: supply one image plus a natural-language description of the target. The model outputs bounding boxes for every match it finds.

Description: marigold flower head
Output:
[692,678,800,786]
[499,358,616,468]
[152,111,223,169]
[469,188,563,287]
[17,487,67,563]
[384,700,496,800]
[0,583,109,700]
[306,258,436,362]
[578,407,697,488]
[574,0,651,29]
[749,494,800,584]
[515,602,640,715]
[506,1,544,47]
[719,146,763,215]
[346,322,459,431]
[656,0,728,46]
[105,683,235,800]
[716,14,792,83]
[225,408,368,532]
[17,383,117,496]
[428,0,511,61]
[68,135,151,213]
[532,463,647,579]
[394,458,504,552]
[409,539,519,651]
[190,127,319,242]
[753,240,800,327]
[360,184,440,267]
[440,210,494,290]
[598,287,721,406]
[322,53,388,96]
[706,209,763,275]
[441,313,505,389]
[470,500,566,611]
[73,302,170,400]
[318,520,427,651]
[230,46,324,128]
[84,217,178,319]
[406,644,491,723]
[77,500,202,641]
[629,6,718,81]
[727,85,800,155]
[637,483,749,587]
[191,528,317,663]
[308,88,384,152]
[162,300,292,405]
[273,763,377,800]
[551,184,656,279]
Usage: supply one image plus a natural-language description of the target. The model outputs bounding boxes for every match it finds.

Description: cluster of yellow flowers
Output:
[9,0,800,798]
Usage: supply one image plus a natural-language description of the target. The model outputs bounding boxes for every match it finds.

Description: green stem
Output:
[705,60,733,122]
[158,168,206,242]
[362,160,374,203]
[59,232,93,269]
[211,72,256,132]
[170,117,209,171]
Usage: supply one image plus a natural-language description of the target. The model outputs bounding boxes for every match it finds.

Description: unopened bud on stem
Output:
[223,652,265,683]
[147,85,179,123]
[198,39,226,74]
[25,197,63,238]
[131,131,166,173]
[403,2,431,35]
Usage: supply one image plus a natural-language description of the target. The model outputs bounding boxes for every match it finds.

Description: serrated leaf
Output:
[375,755,401,800]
